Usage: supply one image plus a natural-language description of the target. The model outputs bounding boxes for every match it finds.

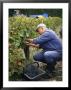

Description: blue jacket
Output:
[33,28,62,52]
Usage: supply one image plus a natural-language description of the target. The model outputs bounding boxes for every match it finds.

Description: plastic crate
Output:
[24,62,46,80]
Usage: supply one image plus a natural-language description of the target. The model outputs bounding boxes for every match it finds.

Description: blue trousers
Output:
[33,51,62,64]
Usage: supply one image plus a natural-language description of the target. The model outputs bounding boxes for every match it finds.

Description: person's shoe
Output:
[45,62,56,78]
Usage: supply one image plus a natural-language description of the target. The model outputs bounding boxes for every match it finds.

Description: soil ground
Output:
[19,61,62,81]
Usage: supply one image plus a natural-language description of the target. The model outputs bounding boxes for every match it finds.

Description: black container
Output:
[24,62,46,81]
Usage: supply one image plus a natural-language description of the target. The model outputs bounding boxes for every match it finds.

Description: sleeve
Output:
[33,32,52,44]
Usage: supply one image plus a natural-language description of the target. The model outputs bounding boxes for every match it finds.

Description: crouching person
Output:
[26,23,62,74]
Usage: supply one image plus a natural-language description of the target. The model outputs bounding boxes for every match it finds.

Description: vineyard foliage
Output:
[9,16,62,80]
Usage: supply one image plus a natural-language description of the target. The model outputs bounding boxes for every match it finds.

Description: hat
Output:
[36,23,46,31]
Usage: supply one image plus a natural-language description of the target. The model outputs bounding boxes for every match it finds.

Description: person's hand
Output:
[26,39,33,43]
[25,41,30,46]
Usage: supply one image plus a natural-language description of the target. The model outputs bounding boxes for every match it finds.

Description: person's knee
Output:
[33,52,44,62]
[44,52,48,57]
[44,52,51,59]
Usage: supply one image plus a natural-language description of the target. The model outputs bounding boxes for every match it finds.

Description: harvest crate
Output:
[24,62,46,80]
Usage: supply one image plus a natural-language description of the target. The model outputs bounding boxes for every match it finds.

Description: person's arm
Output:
[26,31,52,45]
[33,32,52,44]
